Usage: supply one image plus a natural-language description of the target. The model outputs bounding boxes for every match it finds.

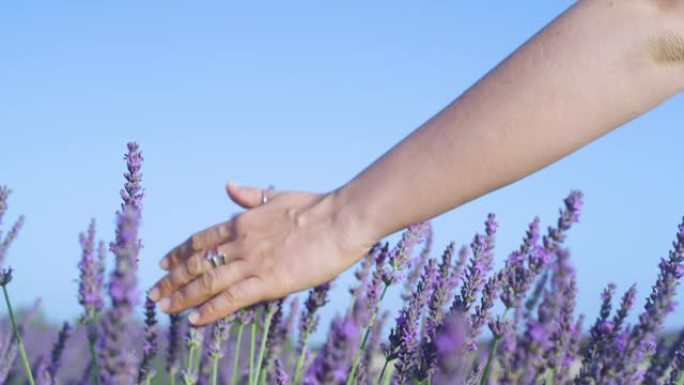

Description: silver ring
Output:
[218,253,227,265]
[209,255,219,268]
[204,247,221,268]
[261,185,275,205]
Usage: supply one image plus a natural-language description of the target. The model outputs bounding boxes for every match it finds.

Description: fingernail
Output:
[188,311,200,324]
[159,297,171,312]
[159,258,169,270]
[148,287,160,302]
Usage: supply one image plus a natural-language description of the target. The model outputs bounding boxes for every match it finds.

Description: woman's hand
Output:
[148,182,375,326]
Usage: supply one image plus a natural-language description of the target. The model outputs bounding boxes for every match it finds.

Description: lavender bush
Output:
[0,143,683,385]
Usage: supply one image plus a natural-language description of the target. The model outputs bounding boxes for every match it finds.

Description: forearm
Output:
[333,0,684,243]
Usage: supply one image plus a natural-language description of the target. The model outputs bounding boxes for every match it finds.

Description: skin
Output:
[149,0,684,326]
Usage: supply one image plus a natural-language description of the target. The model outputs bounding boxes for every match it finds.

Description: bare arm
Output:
[336,0,684,243]
[150,0,684,325]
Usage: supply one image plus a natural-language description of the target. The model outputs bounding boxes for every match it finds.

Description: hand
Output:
[148,182,375,326]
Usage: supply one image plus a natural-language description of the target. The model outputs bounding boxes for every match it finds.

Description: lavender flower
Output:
[500,218,545,310]
[386,258,438,384]
[418,244,457,380]
[401,223,433,301]
[349,243,382,300]
[305,316,359,385]
[298,283,331,349]
[209,316,233,361]
[364,310,389,382]
[100,142,144,385]
[78,220,104,322]
[274,359,289,385]
[35,322,72,385]
[575,283,616,384]
[167,313,184,379]
[451,214,498,314]
[382,222,431,286]
[447,245,469,293]
[665,334,684,385]
[543,190,583,251]
[644,328,684,385]
[0,267,12,286]
[614,217,684,380]
[182,327,205,385]
[0,186,25,267]
[294,283,331,384]
[433,311,468,382]
[468,273,501,353]
[138,297,158,385]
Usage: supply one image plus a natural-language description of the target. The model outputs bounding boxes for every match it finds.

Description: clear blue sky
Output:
[1,1,683,336]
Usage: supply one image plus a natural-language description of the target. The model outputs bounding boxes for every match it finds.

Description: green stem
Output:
[87,333,102,385]
[382,365,395,385]
[183,343,200,385]
[347,284,390,385]
[480,308,510,385]
[254,307,276,385]
[293,333,312,385]
[211,357,219,385]
[249,320,257,385]
[544,369,554,385]
[170,370,177,385]
[2,285,35,385]
[377,358,392,385]
[231,323,246,385]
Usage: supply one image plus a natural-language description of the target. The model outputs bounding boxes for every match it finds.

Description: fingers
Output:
[226,181,278,209]
[150,243,239,301]
[188,277,267,326]
[159,221,233,270]
[158,260,247,314]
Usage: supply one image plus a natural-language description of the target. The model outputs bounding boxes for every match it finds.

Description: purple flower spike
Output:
[544,190,583,251]
[78,219,104,322]
[382,223,431,286]
[575,283,616,384]
[166,313,184,377]
[664,333,684,385]
[433,312,468,382]
[615,217,684,380]
[0,267,12,286]
[402,223,433,301]
[387,258,438,384]
[451,214,498,314]
[0,186,24,267]
[101,142,145,385]
[298,282,332,352]
[138,296,158,384]
[306,316,359,385]
[43,322,72,385]
[274,359,289,385]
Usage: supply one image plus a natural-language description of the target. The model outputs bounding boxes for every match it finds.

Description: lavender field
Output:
[0,142,682,385]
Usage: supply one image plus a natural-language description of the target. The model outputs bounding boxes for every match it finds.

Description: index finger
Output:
[160,220,233,270]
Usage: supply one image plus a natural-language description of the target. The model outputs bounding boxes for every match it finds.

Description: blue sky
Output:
[1,1,682,337]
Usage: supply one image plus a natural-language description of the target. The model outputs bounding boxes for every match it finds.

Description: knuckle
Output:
[201,271,217,292]
[186,256,203,277]
[199,301,216,319]
[221,288,238,307]
[190,234,202,252]
[158,277,175,295]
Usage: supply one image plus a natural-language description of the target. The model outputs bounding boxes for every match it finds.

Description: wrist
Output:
[324,186,384,255]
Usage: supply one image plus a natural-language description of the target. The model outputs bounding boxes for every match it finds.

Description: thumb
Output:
[226,181,277,209]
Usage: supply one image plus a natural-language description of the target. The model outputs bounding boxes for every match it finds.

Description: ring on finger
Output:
[204,247,219,268]
[261,185,275,205]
